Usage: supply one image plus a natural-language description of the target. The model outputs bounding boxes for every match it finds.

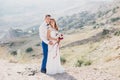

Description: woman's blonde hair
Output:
[50,19,59,31]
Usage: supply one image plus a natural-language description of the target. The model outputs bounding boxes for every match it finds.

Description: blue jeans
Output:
[41,41,48,71]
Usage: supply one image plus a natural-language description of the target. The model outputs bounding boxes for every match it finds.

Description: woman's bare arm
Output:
[47,29,58,41]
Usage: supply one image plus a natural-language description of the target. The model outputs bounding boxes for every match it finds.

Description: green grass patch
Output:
[60,56,66,64]
[25,47,33,53]
[75,59,92,67]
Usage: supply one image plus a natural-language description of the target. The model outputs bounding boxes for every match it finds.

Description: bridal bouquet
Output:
[53,33,63,59]
[56,33,64,41]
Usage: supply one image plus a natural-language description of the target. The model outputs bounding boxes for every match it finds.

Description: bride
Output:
[46,18,64,75]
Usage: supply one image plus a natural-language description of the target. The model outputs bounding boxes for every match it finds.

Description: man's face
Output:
[45,17,51,24]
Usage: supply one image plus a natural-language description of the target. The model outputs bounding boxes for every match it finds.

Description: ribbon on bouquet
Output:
[52,42,60,59]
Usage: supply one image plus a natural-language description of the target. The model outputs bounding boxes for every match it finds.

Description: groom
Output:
[39,14,53,73]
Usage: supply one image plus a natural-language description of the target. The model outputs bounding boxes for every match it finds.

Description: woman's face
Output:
[50,20,55,27]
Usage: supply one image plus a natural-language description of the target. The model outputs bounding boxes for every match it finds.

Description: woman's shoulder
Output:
[47,27,52,30]
[48,27,56,31]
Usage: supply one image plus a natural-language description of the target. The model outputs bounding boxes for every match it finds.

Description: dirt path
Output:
[0,59,120,80]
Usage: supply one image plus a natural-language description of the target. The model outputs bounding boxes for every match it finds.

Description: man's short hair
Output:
[45,14,51,18]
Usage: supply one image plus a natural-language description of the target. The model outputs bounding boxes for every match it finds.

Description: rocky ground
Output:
[0,58,120,80]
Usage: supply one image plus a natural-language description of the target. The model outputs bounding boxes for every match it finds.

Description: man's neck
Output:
[44,21,49,26]
[45,21,49,24]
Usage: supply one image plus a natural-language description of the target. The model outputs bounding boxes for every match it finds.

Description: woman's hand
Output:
[57,38,60,43]
[49,41,53,45]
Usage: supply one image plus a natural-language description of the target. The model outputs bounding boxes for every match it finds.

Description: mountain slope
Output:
[57,0,120,31]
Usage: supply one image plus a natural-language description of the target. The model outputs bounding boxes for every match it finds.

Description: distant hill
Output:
[57,11,96,30]
[57,0,120,31]
[0,28,29,43]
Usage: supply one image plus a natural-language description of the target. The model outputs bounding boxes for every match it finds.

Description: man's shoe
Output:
[41,70,46,74]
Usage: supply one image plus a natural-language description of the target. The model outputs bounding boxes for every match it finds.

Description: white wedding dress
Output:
[46,28,64,75]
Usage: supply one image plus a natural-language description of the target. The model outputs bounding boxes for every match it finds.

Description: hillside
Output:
[57,0,120,32]
[0,26,120,80]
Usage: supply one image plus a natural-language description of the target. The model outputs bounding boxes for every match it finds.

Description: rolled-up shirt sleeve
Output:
[39,26,49,44]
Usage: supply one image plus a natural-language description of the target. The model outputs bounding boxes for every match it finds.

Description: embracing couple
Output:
[39,15,64,75]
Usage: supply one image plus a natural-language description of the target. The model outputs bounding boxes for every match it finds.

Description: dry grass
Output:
[105,55,120,62]
[0,27,120,67]
[49,28,101,66]
[61,28,102,46]
[60,42,100,66]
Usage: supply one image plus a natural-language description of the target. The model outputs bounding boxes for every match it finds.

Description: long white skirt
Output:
[46,43,64,75]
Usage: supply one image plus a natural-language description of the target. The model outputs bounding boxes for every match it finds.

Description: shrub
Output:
[11,51,17,56]
[75,60,84,67]
[105,10,111,15]
[36,43,41,46]
[116,6,119,9]
[60,56,66,64]
[110,17,120,22]
[114,31,120,36]
[93,26,96,29]
[102,29,110,35]
[26,47,33,53]
[75,59,92,67]
[99,23,105,26]
[9,42,14,46]
[112,8,116,13]
[91,21,96,24]
[83,61,92,66]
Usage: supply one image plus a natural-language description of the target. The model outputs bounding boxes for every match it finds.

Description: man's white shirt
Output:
[39,21,49,44]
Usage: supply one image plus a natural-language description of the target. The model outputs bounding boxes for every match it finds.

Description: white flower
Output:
[56,33,64,40]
